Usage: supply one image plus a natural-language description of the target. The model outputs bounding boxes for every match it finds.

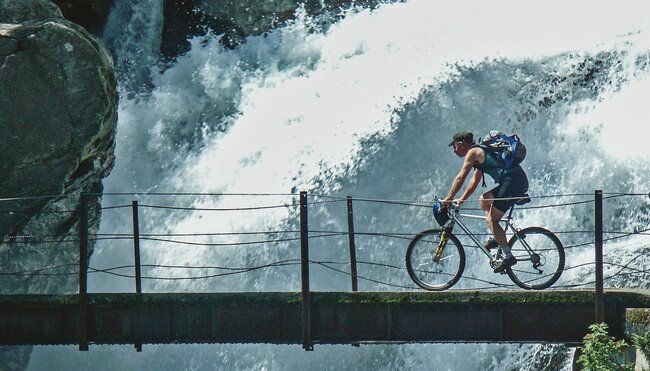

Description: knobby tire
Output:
[406,229,465,291]
[506,226,565,290]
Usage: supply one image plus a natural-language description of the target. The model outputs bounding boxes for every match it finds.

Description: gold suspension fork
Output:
[433,229,449,262]
[433,205,457,263]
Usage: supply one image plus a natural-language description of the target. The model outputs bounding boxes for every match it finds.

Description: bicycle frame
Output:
[443,204,537,264]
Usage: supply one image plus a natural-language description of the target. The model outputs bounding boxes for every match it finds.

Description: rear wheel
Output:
[506,227,564,290]
[406,229,465,291]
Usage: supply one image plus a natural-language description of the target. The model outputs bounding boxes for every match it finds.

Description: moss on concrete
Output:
[1,289,649,308]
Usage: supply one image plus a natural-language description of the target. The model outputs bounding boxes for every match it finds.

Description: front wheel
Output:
[506,227,565,290]
[406,229,465,291]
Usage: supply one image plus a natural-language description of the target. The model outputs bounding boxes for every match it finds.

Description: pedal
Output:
[490,258,509,275]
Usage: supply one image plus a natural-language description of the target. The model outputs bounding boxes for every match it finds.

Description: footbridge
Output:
[2,190,650,350]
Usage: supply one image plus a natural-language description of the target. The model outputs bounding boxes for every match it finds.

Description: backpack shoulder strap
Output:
[472,145,488,187]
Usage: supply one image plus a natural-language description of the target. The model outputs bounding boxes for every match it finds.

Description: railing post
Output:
[78,193,89,351]
[132,200,143,352]
[299,191,312,351]
[346,196,358,292]
[132,201,142,294]
[595,189,604,323]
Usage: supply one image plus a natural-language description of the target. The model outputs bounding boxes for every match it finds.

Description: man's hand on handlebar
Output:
[441,198,464,209]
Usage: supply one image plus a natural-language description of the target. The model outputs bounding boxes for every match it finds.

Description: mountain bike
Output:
[406,195,565,290]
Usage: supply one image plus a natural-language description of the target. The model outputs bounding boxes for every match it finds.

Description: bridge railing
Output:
[75,192,649,286]
[2,191,649,294]
[2,190,649,296]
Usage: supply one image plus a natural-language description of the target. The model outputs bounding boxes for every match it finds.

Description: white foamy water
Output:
[28,0,650,369]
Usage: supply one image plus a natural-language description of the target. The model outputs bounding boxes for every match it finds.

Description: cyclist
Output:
[441,131,529,273]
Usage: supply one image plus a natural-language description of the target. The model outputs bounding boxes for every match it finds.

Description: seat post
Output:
[507,204,516,220]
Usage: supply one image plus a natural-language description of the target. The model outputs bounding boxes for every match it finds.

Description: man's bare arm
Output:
[443,148,480,203]
[444,153,474,202]
[456,168,483,204]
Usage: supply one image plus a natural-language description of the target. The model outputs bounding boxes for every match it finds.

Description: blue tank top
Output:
[474,146,518,183]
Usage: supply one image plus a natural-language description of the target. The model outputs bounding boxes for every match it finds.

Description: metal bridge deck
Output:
[2,289,649,349]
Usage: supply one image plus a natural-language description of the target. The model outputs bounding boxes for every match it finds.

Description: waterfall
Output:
[27,0,650,369]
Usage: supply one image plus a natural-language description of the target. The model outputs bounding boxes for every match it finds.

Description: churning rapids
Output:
[27,0,650,370]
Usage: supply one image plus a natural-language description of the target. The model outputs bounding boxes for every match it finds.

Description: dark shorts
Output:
[488,167,529,213]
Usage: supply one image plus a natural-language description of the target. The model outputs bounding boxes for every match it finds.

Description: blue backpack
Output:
[479,131,527,169]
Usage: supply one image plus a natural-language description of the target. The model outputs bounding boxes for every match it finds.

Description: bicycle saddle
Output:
[516,194,531,205]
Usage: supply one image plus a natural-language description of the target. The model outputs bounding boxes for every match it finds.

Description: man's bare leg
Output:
[479,192,507,246]
[480,192,517,272]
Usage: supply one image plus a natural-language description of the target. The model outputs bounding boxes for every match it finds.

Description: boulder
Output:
[0,17,117,242]
[0,1,117,291]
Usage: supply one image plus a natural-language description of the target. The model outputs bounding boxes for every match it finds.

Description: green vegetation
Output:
[627,308,650,326]
[578,323,650,371]
[633,331,650,361]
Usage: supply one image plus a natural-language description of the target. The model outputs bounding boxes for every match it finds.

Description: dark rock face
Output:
[50,0,114,35]
[161,0,238,59]
[161,0,399,60]
[196,0,395,36]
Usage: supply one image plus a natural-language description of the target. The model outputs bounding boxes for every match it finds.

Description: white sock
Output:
[500,245,512,259]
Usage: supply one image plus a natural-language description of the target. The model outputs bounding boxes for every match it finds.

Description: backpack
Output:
[479,130,527,169]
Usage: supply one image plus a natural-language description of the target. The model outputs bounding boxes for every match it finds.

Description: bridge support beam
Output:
[2,290,647,348]
[595,190,604,323]
[299,191,312,351]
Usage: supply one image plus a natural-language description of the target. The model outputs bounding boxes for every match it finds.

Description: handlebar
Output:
[439,200,462,212]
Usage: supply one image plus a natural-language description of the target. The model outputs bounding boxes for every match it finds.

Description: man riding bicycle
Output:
[441,131,529,273]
